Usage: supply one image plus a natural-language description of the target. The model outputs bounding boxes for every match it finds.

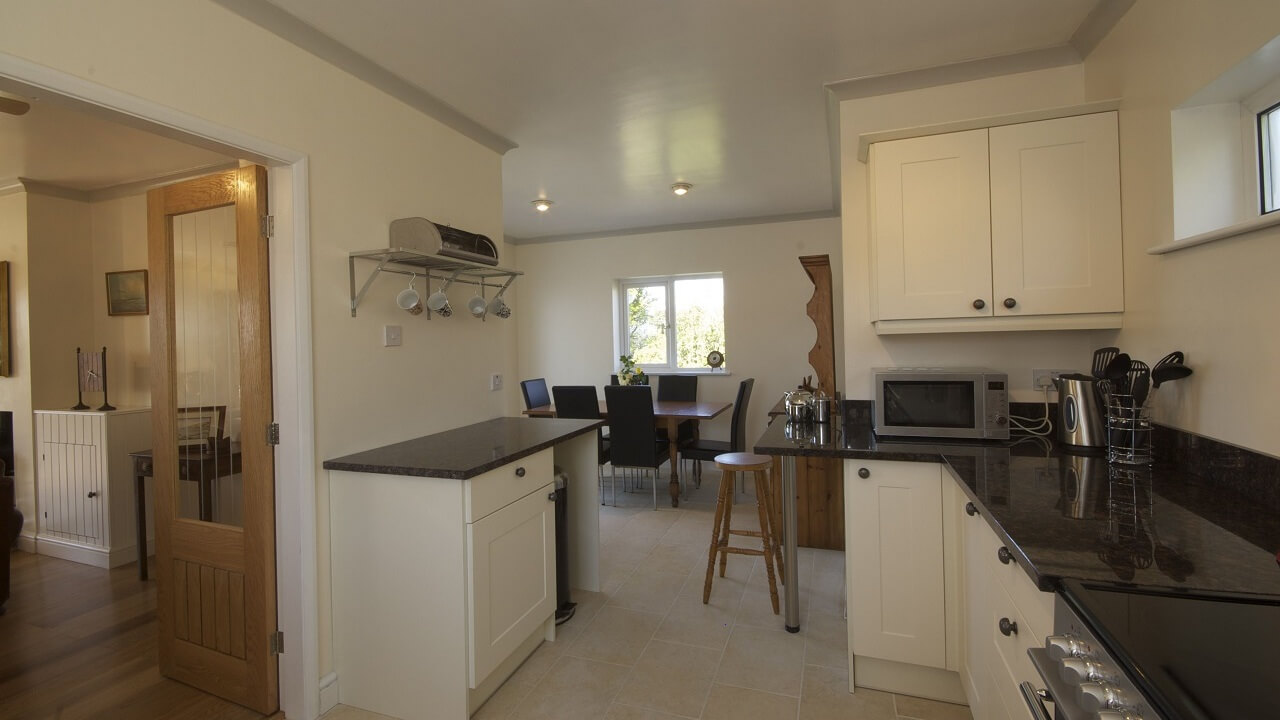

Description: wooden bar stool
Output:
[702,452,784,613]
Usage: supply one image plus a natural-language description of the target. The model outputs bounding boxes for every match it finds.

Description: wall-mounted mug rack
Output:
[348,247,521,319]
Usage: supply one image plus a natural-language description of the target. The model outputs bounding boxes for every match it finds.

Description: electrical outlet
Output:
[490,373,503,391]
[1032,368,1076,390]
[383,325,402,347]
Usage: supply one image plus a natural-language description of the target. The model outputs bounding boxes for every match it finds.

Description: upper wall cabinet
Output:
[869,111,1124,334]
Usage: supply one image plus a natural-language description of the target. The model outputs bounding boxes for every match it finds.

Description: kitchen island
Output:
[323,417,603,720]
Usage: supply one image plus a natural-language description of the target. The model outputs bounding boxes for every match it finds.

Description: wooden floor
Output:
[0,549,271,720]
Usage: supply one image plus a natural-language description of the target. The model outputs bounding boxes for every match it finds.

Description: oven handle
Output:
[1019,682,1054,720]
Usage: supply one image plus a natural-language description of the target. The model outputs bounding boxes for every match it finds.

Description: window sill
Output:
[1148,212,1280,255]
[640,369,732,377]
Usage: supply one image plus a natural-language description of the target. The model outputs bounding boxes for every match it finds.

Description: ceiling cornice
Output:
[210,0,517,155]
[1070,0,1137,58]
[507,209,840,246]
[825,45,1083,102]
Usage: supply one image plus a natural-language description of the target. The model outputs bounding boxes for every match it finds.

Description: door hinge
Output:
[260,215,275,238]
[267,422,280,446]
[269,630,284,655]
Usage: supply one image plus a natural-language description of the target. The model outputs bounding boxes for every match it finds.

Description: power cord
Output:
[1008,386,1054,438]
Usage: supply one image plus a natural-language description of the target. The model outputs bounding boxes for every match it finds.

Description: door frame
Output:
[0,53,320,719]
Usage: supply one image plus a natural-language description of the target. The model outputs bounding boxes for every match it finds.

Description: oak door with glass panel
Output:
[147,166,277,714]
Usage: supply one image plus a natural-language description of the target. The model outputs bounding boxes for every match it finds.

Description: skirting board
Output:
[34,535,155,569]
[319,672,340,715]
[852,655,968,705]
[16,534,37,553]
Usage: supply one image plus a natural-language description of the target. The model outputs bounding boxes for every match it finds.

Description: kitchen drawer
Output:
[988,587,1042,720]
[464,449,553,523]
[974,519,1054,640]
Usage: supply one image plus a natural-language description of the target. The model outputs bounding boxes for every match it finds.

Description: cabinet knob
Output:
[1004,297,1017,309]
[857,467,870,479]
[999,617,1018,636]
[972,298,986,310]
[547,491,557,501]
[515,467,526,477]
[87,491,99,498]
[965,502,978,516]
[998,546,1015,565]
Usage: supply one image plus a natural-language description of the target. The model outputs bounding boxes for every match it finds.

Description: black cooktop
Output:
[1061,579,1280,720]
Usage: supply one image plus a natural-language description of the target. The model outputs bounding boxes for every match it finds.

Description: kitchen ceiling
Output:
[249,0,1112,241]
[0,86,236,194]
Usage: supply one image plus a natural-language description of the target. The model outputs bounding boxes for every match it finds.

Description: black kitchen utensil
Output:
[1152,364,1193,388]
[1154,351,1185,371]
[1103,353,1132,396]
[1132,367,1151,408]
[1092,347,1120,380]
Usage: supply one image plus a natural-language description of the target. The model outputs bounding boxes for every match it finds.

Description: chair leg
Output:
[651,468,658,510]
[754,470,780,615]
[703,470,730,604]
[719,472,734,578]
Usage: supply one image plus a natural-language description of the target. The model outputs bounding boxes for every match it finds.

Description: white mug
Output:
[397,281,423,315]
[426,289,450,313]
[468,295,487,317]
[487,295,509,318]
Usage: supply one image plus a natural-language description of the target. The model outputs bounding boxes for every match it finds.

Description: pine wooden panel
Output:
[173,560,188,641]
[214,568,231,654]
[200,565,216,649]
[185,563,201,643]
[229,573,246,659]
[770,454,845,551]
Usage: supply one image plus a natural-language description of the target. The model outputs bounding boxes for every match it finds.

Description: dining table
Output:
[524,399,731,507]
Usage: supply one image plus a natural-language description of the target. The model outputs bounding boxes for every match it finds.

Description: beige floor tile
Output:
[654,595,739,651]
[636,541,706,576]
[802,610,848,670]
[733,587,796,630]
[805,563,847,618]
[607,566,689,614]
[567,605,665,665]
[603,703,693,719]
[510,655,632,720]
[701,683,800,720]
[320,705,400,720]
[893,694,973,720]
[614,639,722,717]
[798,664,897,720]
[715,625,806,697]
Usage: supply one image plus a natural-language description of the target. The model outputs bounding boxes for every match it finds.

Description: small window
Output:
[618,275,725,371]
[1261,101,1280,214]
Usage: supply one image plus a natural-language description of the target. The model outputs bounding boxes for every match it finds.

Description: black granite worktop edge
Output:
[323,417,604,479]
[754,408,1280,598]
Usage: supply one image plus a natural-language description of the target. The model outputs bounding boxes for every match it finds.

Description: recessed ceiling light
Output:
[671,182,692,196]
[531,199,554,212]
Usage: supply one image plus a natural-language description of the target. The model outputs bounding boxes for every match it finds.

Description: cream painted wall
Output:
[2,0,511,677]
[840,65,1121,403]
[0,192,35,538]
[90,193,151,408]
[1083,0,1280,456]
[514,217,843,449]
[25,194,95,411]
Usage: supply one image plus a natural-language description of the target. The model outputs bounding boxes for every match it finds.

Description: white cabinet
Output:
[329,448,558,720]
[957,501,1054,720]
[466,481,555,688]
[35,409,151,568]
[869,111,1123,333]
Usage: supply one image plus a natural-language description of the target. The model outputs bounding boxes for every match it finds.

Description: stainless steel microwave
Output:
[873,368,1010,440]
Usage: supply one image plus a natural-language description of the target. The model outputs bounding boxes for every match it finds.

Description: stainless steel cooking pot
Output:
[784,390,814,422]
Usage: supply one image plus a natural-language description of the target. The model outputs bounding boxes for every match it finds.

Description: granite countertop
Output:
[755,414,1280,599]
[323,417,604,479]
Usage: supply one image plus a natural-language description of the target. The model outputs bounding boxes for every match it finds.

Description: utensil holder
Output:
[1106,394,1152,465]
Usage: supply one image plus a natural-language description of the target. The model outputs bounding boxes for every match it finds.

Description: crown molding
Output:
[1070,0,1137,58]
[507,209,840,246]
[825,45,1082,102]
[211,0,517,155]
[16,178,89,201]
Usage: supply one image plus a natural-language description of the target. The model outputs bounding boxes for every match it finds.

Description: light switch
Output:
[383,325,402,347]
[490,373,503,391]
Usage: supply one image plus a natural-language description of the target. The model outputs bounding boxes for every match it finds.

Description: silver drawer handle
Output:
[1019,682,1053,720]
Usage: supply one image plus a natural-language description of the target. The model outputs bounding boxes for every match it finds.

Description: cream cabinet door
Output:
[989,112,1123,316]
[845,460,946,668]
[466,483,556,689]
[870,129,993,321]
[961,503,994,719]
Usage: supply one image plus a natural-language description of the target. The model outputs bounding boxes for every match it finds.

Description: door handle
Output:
[1019,682,1053,720]
[87,491,99,498]
[547,491,557,501]
[999,617,1018,636]
[965,502,978,516]
[998,546,1015,565]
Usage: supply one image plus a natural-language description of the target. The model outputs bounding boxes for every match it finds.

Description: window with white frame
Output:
[618,274,725,371]
[1261,101,1280,214]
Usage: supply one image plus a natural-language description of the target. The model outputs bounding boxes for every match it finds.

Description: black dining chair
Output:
[657,375,698,465]
[551,385,611,493]
[520,378,550,411]
[604,385,670,509]
[681,378,754,489]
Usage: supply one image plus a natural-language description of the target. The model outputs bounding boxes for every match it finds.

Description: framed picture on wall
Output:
[106,269,149,316]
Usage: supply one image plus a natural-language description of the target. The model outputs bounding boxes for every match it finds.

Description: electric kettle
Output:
[1053,373,1105,449]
